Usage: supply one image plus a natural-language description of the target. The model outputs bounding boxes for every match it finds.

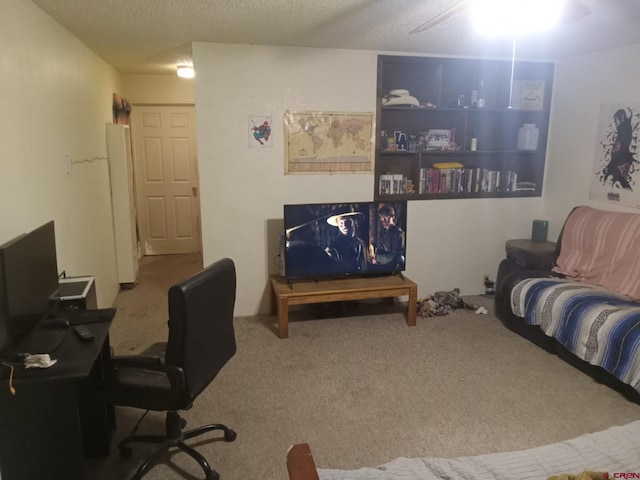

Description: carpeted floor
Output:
[86,253,640,480]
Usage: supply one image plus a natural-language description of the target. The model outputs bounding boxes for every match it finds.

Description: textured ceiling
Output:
[31,0,640,75]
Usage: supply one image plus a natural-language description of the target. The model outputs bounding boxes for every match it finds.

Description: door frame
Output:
[129,103,202,256]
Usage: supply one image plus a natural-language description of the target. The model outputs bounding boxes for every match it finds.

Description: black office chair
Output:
[103,258,237,480]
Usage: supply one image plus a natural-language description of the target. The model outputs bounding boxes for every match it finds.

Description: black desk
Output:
[0,308,116,480]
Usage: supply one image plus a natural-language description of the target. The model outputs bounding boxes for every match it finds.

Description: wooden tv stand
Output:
[270,274,418,338]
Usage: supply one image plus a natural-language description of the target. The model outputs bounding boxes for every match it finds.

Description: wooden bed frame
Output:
[287,444,320,480]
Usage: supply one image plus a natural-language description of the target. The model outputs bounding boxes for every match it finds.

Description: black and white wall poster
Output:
[589,104,640,207]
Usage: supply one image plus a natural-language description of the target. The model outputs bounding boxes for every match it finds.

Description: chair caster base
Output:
[224,429,237,442]
[119,411,235,479]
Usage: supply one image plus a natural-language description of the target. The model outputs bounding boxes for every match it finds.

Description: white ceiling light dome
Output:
[176,65,195,78]
[470,0,566,36]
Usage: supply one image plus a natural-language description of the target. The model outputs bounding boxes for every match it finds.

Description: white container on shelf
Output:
[517,123,539,151]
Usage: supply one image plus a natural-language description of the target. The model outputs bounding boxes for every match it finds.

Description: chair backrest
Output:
[165,257,237,406]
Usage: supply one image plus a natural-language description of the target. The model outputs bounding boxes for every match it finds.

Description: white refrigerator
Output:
[106,124,139,286]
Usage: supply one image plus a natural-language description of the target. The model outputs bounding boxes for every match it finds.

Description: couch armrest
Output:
[506,249,556,271]
[495,257,564,306]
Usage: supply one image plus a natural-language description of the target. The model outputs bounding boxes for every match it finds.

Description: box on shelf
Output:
[515,181,536,191]
[432,162,464,169]
[425,129,452,150]
[378,172,407,195]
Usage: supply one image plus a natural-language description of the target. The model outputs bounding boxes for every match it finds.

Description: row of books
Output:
[419,167,511,194]
[378,167,536,196]
[379,173,409,195]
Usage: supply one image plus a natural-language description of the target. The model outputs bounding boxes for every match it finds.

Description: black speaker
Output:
[531,219,549,243]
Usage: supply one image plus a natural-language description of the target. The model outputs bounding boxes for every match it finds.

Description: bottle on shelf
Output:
[517,123,539,151]
[380,130,388,151]
[397,132,408,151]
[470,88,478,108]
[476,79,486,108]
[386,134,396,151]
[449,128,457,150]
[409,135,419,152]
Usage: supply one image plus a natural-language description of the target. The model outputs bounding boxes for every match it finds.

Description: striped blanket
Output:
[552,206,640,301]
[511,277,640,393]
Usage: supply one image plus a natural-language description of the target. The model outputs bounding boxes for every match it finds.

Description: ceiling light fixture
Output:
[470,0,565,37]
[176,65,195,79]
[469,0,565,109]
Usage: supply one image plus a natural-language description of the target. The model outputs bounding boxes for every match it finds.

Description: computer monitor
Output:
[0,221,59,355]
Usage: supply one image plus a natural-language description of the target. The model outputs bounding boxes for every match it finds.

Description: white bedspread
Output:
[318,421,640,480]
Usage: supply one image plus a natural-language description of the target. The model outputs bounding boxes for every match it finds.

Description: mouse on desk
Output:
[41,318,70,329]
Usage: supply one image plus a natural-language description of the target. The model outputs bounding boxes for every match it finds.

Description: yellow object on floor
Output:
[548,471,607,480]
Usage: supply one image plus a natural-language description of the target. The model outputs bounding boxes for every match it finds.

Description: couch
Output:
[495,205,640,404]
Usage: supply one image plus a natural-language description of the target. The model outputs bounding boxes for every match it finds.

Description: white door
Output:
[130,105,201,255]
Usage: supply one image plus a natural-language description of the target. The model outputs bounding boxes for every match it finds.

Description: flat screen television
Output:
[0,221,59,355]
[283,201,407,280]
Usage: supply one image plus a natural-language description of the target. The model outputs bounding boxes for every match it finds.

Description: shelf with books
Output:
[377,189,540,202]
[374,54,553,201]
[417,165,524,195]
[377,160,542,198]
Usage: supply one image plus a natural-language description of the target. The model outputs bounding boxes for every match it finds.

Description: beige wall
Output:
[542,43,640,238]
[9,1,640,318]
[119,43,640,316]
[1,0,121,307]
[120,74,195,105]
[113,44,640,317]
[192,43,545,316]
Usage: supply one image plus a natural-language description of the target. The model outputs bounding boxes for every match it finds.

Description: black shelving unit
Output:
[375,55,554,200]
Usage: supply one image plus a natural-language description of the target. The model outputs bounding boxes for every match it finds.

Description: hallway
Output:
[109,253,203,355]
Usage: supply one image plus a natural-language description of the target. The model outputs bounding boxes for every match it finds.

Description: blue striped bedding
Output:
[511,278,640,393]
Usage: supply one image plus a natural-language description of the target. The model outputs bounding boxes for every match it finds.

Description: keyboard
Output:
[66,308,115,325]
[21,329,66,354]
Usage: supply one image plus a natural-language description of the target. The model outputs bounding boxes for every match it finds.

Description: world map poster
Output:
[284,111,374,174]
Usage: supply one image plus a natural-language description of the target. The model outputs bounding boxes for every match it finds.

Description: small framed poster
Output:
[249,115,273,148]
[511,81,545,110]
